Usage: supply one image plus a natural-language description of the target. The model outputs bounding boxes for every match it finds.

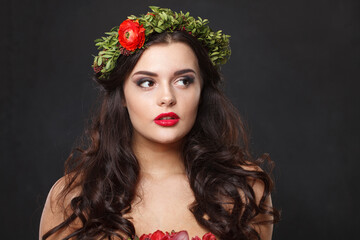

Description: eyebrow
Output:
[132,68,196,77]
[174,69,196,76]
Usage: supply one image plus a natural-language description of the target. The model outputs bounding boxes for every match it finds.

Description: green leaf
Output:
[146,28,154,34]
[149,6,159,11]
[154,27,163,33]
[97,57,102,66]
[105,59,112,69]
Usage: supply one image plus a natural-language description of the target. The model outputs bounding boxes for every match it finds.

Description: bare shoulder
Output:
[241,163,267,202]
[240,163,274,240]
[39,175,82,240]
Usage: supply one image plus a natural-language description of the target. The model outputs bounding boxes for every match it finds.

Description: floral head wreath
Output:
[93,6,231,80]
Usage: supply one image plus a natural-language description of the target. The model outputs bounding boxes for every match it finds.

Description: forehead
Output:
[130,42,200,75]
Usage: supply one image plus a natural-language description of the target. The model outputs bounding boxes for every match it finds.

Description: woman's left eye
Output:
[175,76,194,87]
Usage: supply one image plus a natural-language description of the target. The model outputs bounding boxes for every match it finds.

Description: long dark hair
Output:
[43,31,280,240]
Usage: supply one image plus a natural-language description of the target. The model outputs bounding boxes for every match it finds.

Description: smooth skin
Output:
[39,42,273,239]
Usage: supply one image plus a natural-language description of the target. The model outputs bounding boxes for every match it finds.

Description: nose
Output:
[157,83,176,107]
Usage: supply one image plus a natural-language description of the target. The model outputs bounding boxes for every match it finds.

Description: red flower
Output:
[139,230,168,240]
[140,234,151,240]
[118,19,145,51]
[202,233,216,240]
[139,230,215,240]
[151,230,166,240]
[171,231,189,240]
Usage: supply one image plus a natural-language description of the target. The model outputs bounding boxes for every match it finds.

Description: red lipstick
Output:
[154,112,180,127]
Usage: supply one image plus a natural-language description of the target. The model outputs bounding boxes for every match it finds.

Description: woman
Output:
[40,7,279,240]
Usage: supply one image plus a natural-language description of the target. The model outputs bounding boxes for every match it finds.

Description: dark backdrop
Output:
[1,0,359,239]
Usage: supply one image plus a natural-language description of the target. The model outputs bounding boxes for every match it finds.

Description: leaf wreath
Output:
[93,6,231,80]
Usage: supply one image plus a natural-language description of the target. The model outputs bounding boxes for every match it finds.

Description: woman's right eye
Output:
[137,79,155,88]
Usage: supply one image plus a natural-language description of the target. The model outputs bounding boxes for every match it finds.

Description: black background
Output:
[1,0,359,239]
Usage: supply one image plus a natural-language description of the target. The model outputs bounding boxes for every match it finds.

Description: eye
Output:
[137,79,155,88]
[175,76,194,87]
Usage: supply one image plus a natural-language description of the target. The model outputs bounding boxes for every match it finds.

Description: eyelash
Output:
[176,76,194,86]
[136,76,195,88]
[136,78,155,88]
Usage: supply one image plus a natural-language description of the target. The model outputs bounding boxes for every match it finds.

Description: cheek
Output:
[124,92,148,123]
[182,90,201,121]
[126,97,146,120]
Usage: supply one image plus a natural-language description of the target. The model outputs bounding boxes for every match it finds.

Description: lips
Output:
[154,112,180,127]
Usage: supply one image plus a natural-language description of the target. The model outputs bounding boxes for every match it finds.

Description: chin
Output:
[153,137,183,145]
[132,127,190,146]
[148,133,186,145]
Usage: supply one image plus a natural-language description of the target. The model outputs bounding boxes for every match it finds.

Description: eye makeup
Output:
[134,75,196,88]
[136,78,155,88]
[175,76,195,87]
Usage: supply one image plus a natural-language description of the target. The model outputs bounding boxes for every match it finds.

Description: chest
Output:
[124,175,209,238]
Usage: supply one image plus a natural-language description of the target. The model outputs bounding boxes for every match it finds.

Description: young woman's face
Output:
[123,42,202,145]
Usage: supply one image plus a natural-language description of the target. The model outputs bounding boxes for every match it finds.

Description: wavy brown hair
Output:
[43,31,280,240]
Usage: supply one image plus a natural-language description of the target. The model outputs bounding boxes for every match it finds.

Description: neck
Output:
[132,136,186,179]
